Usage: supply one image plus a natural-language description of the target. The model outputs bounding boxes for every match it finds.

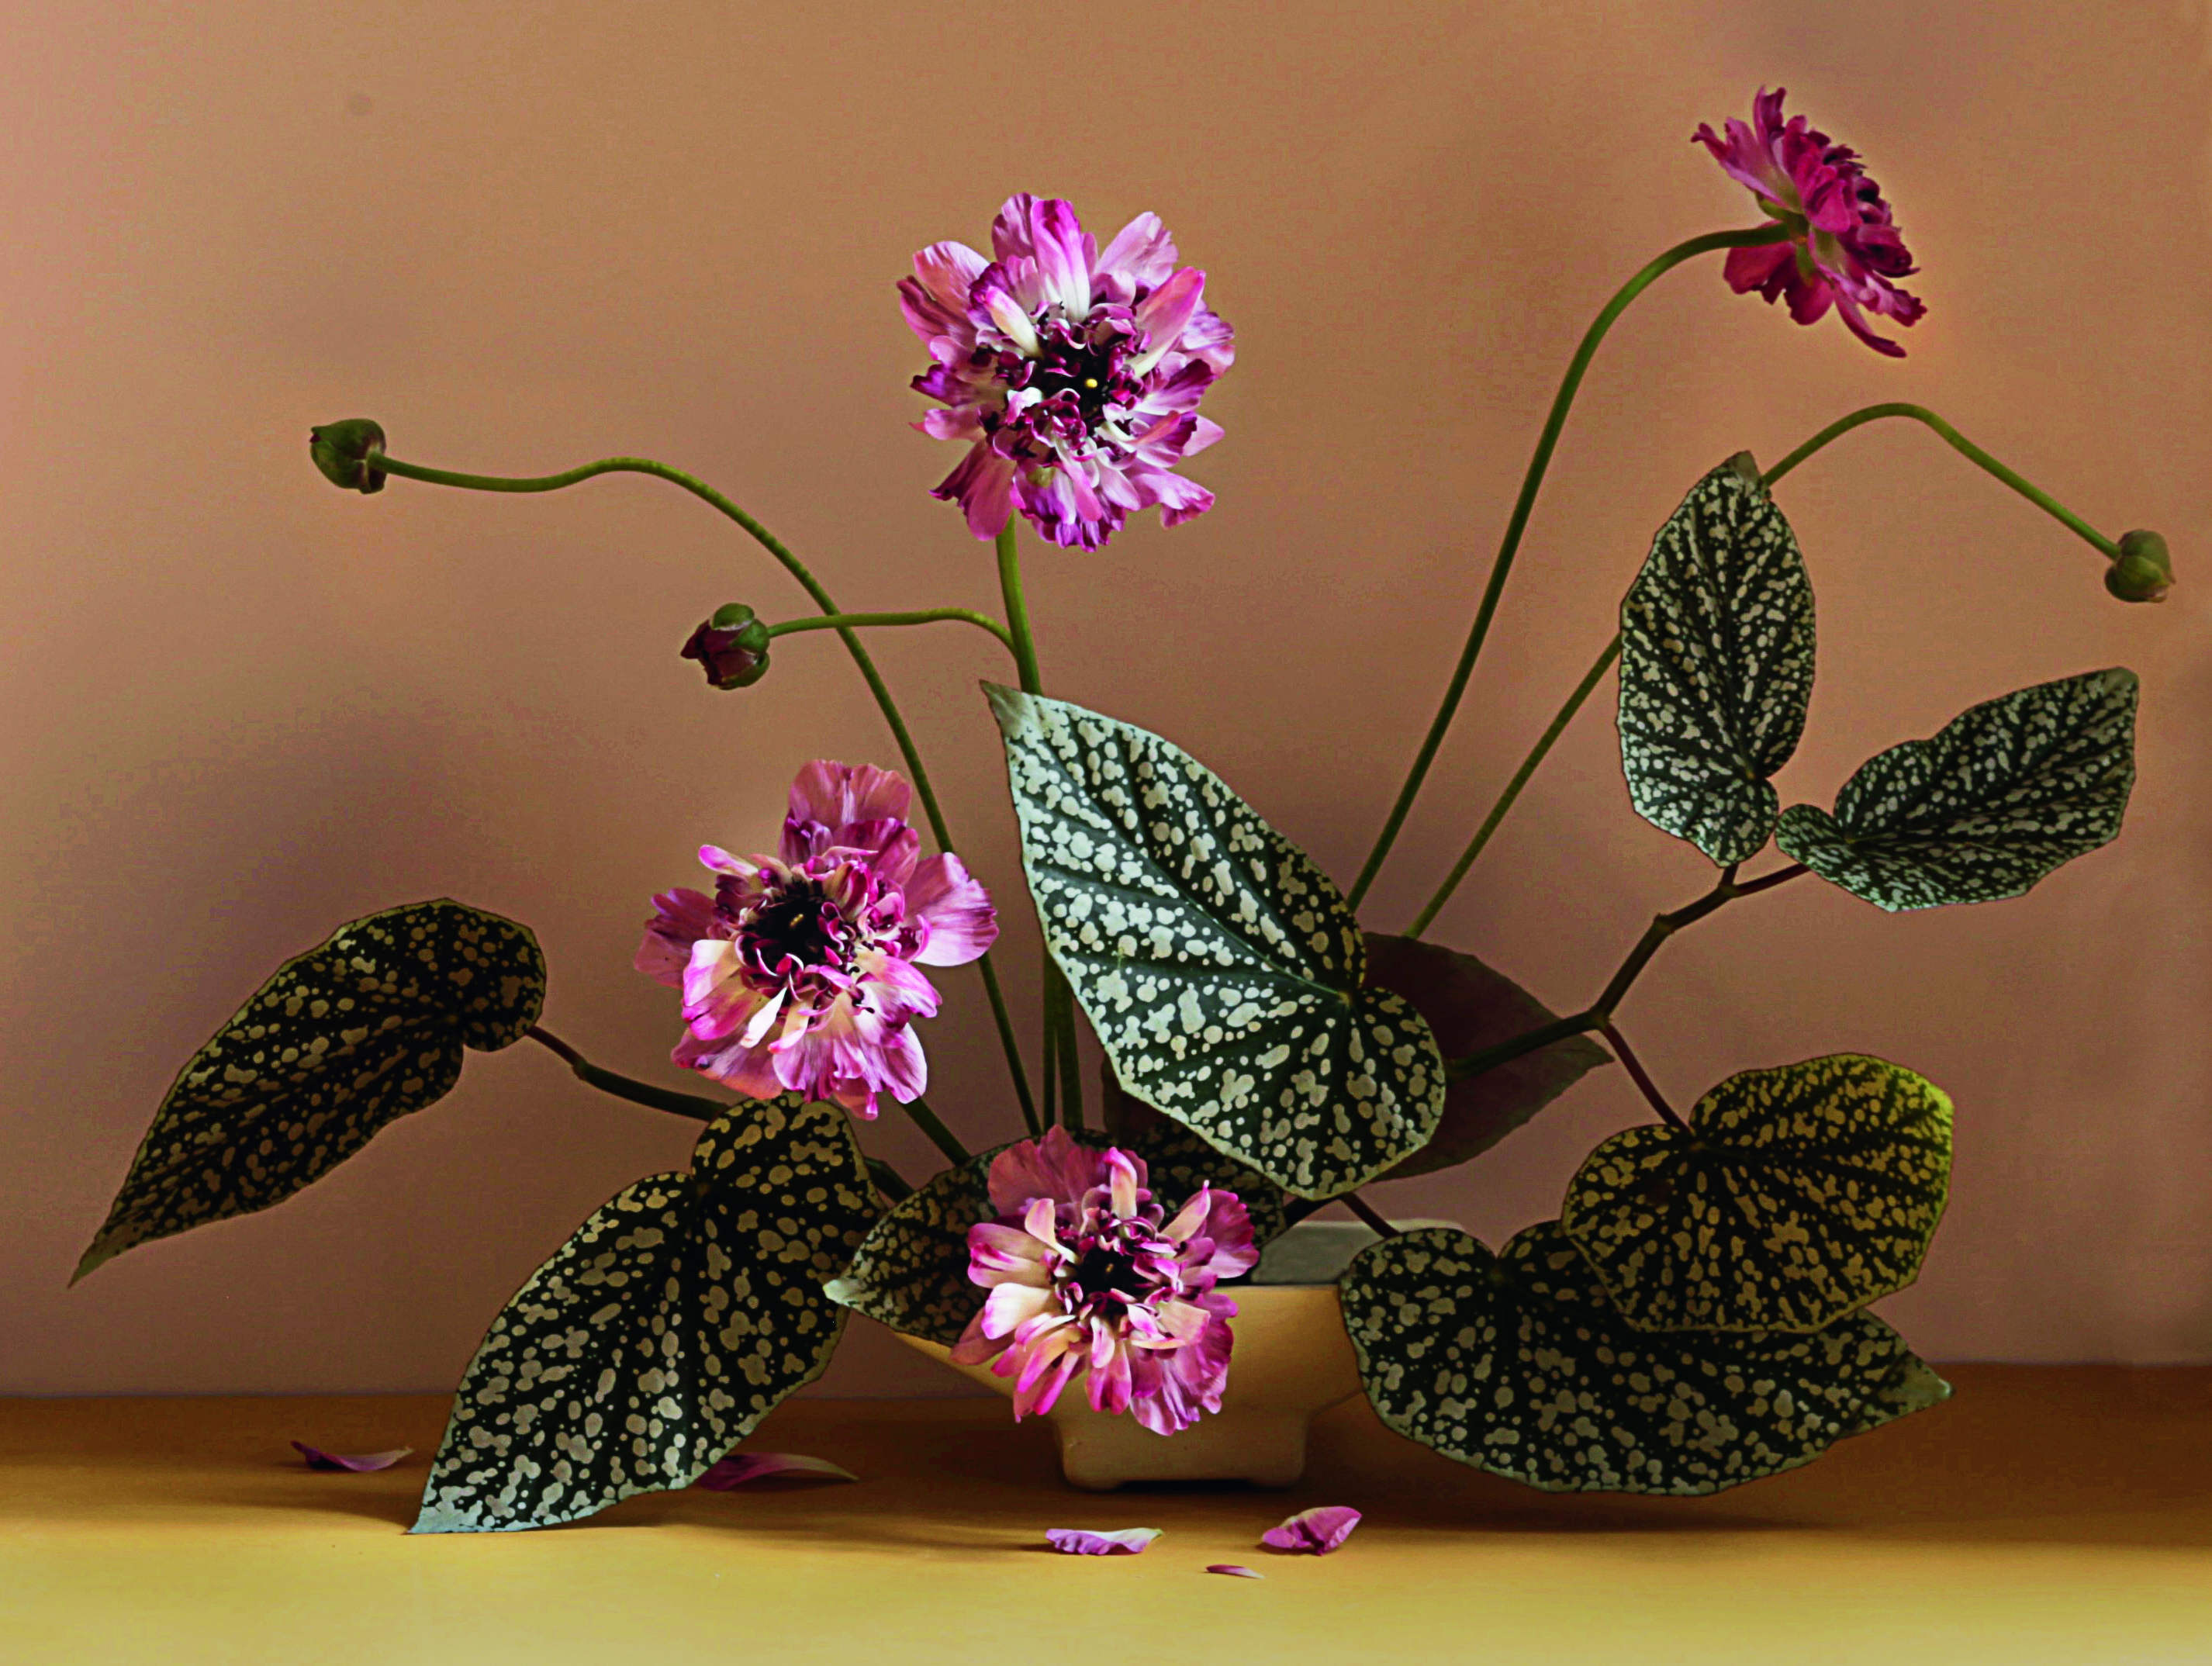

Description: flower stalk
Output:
[1345,224,1791,912]
[766,607,1017,655]
[1406,406,2155,936]
[350,444,1039,1134]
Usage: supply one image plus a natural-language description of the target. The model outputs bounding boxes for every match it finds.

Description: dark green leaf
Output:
[986,686,1443,1199]
[1363,934,1610,1180]
[1619,458,1816,865]
[413,1095,878,1533]
[76,900,544,1281]
[1560,1054,1952,1334]
[1339,1222,1939,1495]
[827,1127,1287,1346]
[1777,669,2138,911]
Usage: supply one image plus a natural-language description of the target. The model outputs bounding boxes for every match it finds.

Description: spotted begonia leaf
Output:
[1776,669,2138,911]
[76,900,544,1282]
[1618,458,1816,866]
[1339,1223,1941,1495]
[986,686,1444,1199]
[412,1095,877,1533]
[1561,1055,1953,1335]
[826,1127,1287,1346]
[1363,934,1610,1180]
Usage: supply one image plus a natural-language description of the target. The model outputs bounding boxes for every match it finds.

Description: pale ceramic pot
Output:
[897,1219,1450,1491]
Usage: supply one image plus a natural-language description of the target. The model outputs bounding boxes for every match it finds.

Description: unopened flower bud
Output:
[682,604,772,689]
[2105,530,2173,604]
[309,419,387,493]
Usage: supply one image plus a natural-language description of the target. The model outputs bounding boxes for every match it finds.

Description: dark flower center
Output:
[1069,1241,1143,1301]
[746,884,845,970]
[1030,335,1122,418]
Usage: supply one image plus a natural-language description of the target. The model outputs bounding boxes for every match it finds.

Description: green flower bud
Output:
[2105,530,2173,604]
[683,604,772,690]
[309,419,388,494]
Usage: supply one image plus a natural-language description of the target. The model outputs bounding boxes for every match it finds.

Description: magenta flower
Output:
[951,1129,1256,1433]
[900,194,1234,551]
[1695,88,1923,357]
[634,762,997,1118]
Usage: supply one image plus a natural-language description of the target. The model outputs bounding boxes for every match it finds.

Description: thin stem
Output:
[767,607,1015,655]
[1344,224,1791,911]
[995,517,1083,1131]
[867,1158,915,1203]
[526,1025,726,1122]
[1405,636,1623,938]
[1760,403,2123,559]
[1732,861,1809,897]
[1599,1023,1686,1132]
[376,449,1037,1132]
[1041,1001,1060,1128]
[1446,867,1747,1082]
[994,522,1046,692]
[901,1096,972,1167]
[1341,1192,1399,1239]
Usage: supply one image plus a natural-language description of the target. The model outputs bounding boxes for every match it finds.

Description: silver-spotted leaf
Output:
[827,1127,1287,1346]
[1619,458,1816,865]
[1777,669,2138,911]
[77,899,544,1281]
[987,686,1443,1199]
[1363,934,1610,1180]
[413,1095,878,1533]
[1561,1054,1952,1334]
[1339,1223,1940,1495]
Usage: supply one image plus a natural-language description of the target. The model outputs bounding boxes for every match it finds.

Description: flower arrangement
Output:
[78,90,2173,1533]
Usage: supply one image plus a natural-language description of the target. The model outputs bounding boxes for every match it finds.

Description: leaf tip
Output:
[981,682,1038,739]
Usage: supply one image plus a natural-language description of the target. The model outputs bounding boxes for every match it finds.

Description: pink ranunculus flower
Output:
[900,194,1234,552]
[634,762,997,1119]
[1695,88,1924,357]
[950,1129,1257,1434]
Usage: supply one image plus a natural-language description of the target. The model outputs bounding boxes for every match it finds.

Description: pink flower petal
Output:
[1046,1527,1161,1556]
[1207,1564,1264,1579]
[1261,1505,1362,1554]
[693,1452,859,1490]
[291,1442,412,1473]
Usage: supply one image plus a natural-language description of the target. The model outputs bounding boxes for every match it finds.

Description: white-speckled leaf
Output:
[827,1127,1287,1346]
[76,900,544,1282]
[987,686,1443,1200]
[1777,669,2138,911]
[1339,1223,1939,1495]
[1561,1055,1953,1334]
[413,1096,878,1533]
[1619,458,1816,865]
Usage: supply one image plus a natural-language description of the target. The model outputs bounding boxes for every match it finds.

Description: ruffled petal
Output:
[904,854,999,966]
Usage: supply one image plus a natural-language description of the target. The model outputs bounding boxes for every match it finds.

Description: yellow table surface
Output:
[5,1367,2210,1664]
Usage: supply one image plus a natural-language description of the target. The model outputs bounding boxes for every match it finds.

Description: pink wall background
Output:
[5,1,2210,1395]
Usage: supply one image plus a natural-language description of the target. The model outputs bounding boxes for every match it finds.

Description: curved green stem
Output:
[994,520,1083,1130]
[379,451,1036,1134]
[1405,636,1622,938]
[768,607,1016,655]
[1761,403,2123,558]
[1344,225,1791,913]
[526,1025,728,1122]
[1406,403,2133,936]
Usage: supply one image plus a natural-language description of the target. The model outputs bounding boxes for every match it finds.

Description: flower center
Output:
[1029,333,1122,418]
[745,883,847,970]
[1070,1240,1142,1297]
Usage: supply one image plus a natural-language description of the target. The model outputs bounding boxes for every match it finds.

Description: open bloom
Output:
[900,194,1233,551]
[951,1129,1256,1433]
[1695,88,1923,356]
[634,762,997,1118]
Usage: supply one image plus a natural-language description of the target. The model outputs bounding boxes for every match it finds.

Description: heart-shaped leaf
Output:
[77,900,544,1281]
[1339,1223,1940,1495]
[827,1126,1287,1346]
[412,1095,878,1533]
[1560,1055,1952,1334]
[1618,457,1816,865]
[987,686,1443,1199]
[1363,934,1609,1180]
[1777,669,2138,911]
